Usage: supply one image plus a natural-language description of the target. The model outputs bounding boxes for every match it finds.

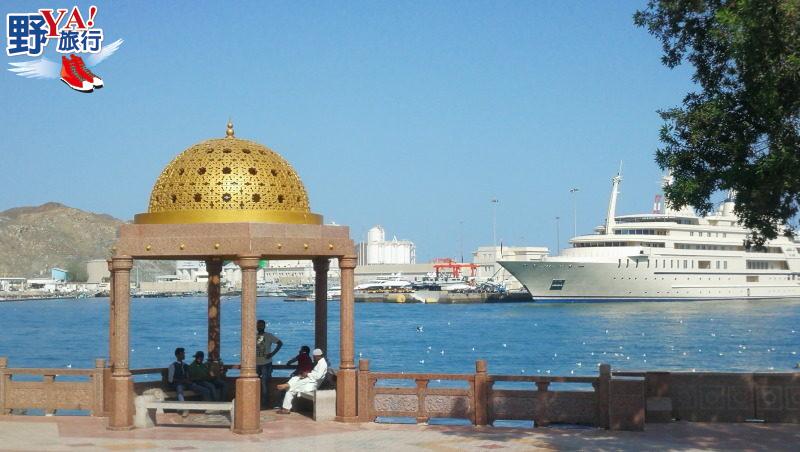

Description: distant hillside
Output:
[0,203,171,281]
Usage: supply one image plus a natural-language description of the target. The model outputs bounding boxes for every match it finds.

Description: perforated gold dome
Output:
[134,123,322,225]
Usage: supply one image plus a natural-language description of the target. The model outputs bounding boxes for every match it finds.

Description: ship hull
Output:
[500,260,800,302]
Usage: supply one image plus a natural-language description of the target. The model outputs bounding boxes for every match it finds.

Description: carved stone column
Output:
[233,255,262,434]
[108,256,134,430]
[336,255,358,422]
[104,259,115,416]
[313,258,330,354]
[206,259,223,364]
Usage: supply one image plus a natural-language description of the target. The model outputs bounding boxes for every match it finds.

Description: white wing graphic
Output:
[86,39,124,67]
[7,58,59,79]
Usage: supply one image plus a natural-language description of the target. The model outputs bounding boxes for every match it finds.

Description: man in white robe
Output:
[276,348,328,414]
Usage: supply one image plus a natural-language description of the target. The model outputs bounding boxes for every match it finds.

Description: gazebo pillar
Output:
[108,256,134,430]
[233,255,262,434]
[313,258,329,354]
[336,255,358,422]
[103,259,115,416]
[206,259,223,364]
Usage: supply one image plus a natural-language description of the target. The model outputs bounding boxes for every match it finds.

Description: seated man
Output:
[286,345,314,377]
[168,347,213,402]
[275,348,327,414]
[188,351,226,401]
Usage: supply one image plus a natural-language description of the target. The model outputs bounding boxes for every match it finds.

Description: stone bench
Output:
[134,395,235,430]
[297,389,335,421]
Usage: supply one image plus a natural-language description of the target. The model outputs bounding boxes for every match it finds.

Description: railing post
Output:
[535,381,551,427]
[357,359,371,422]
[416,379,429,424]
[474,360,489,426]
[0,357,7,415]
[43,374,55,416]
[93,359,105,416]
[597,363,611,428]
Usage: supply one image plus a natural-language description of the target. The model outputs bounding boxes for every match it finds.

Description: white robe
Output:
[282,357,328,410]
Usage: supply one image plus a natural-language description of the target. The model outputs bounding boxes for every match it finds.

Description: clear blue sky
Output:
[0,1,694,261]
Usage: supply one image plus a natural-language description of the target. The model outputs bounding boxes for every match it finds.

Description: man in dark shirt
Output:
[168,347,212,402]
[188,351,226,401]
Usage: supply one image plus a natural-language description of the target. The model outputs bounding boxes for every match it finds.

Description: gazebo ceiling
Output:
[134,121,322,225]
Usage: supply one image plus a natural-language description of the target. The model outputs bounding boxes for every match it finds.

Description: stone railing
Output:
[357,360,476,423]
[0,357,105,416]
[357,360,645,430]
[614,370,800,423]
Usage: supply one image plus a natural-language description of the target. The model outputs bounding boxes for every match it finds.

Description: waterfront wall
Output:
[2,356,797,429]
[357,360,646,430]
[0,357,105,416]
[615,370,800,424]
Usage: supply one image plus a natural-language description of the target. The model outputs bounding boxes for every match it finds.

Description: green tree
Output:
[635,1,800,243]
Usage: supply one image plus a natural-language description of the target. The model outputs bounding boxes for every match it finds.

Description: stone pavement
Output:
[0,412,797,451]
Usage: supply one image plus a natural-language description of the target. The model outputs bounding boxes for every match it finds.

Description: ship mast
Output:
[605,163,622,235]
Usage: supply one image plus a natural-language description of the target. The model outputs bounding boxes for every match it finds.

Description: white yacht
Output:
[500,173,800,302]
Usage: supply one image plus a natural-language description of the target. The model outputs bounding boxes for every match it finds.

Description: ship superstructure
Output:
[500,172,800,301]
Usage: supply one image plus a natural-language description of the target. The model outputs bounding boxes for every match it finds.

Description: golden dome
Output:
[134,122,322,225]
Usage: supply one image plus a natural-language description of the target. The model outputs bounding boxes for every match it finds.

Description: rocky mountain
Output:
[0,203,170,281]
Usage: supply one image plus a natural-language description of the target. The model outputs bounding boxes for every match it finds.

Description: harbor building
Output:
[173,259,339,288]
[86,259,110,284]
[472,245,549,290]
[356,225,416,265]
[50,267,69,281]
[0,277,26,292]
[354,263,436,284]
[176,260,208,281]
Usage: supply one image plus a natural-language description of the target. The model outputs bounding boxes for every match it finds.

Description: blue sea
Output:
[0,297,798,377]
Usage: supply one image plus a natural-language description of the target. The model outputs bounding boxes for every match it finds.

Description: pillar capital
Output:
[339,255,357,270]
[313,257,330,273]
[237,255,261,270]
[111,256,133,271]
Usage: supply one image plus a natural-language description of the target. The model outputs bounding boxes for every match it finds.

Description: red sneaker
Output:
[60,56,93,92]
[69,54,103,89]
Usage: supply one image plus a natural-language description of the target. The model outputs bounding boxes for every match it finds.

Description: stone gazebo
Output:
[106,122,357,433]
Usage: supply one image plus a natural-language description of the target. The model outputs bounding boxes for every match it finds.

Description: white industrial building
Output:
[472,245,549,290]
[356,225,416,266]
[174,259,339,288]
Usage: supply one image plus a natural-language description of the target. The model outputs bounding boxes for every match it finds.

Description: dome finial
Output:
[226,118,235,138]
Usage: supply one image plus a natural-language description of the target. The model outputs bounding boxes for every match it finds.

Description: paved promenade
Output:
[0,413,797,451]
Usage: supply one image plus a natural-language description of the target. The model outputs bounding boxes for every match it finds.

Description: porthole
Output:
[222,193,232,202]
[252,194,261,202]
[193,193,202,202]
[249,168,257,175]
[277,194,284,203]
[222,167,232,174]
[198,167,206,175]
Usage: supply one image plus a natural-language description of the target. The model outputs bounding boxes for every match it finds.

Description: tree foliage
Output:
[635,0,800,242]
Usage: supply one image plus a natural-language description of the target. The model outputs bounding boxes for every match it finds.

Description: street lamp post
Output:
[459,220,464,263]
[569,188,579,238]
